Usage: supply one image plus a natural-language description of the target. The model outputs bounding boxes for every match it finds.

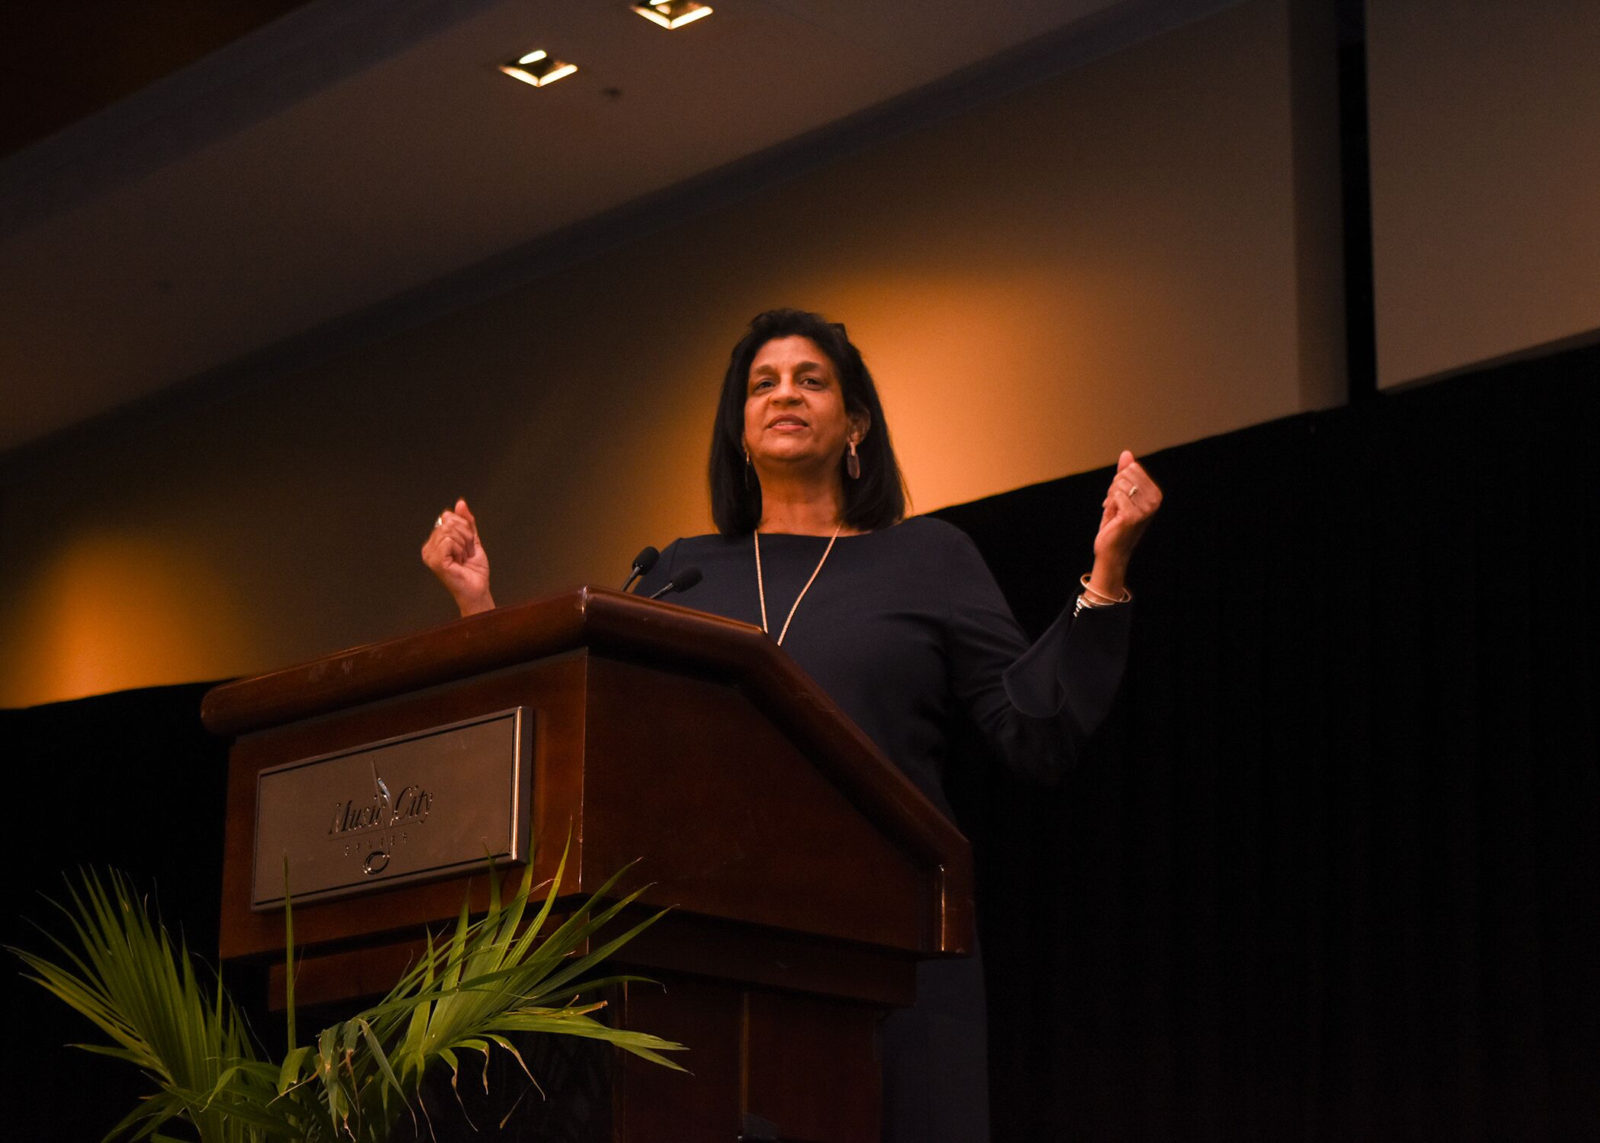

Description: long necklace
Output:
[754,524,841,646]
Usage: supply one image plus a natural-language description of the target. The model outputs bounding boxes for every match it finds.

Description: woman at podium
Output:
[423,308,1161,1143]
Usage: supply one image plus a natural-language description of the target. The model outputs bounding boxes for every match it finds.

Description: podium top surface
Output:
[204,587,806,736]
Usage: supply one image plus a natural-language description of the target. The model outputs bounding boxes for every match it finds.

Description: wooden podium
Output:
[201,588,972,1142]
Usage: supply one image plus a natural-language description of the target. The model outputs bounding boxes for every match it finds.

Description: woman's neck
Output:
[756,474,852,536]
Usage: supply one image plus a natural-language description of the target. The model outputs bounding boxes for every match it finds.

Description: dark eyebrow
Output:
[750,360,828,374]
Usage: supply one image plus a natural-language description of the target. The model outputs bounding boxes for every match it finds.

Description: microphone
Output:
[647,566,702,600]
[621,546,659,592]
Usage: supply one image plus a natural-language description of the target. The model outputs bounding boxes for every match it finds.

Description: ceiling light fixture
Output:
[499,48,577,88]
[631,2,714,30]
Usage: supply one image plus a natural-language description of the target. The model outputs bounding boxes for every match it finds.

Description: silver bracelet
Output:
[1078,572,1132,607]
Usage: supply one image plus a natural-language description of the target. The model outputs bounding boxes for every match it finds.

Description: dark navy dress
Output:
[637,516,1130,1142]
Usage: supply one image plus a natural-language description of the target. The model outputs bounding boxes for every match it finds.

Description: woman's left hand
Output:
[1087,450,1162,599]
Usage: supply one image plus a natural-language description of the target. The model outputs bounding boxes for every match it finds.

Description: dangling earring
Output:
[846,437,861,480]
[744,447,753,488]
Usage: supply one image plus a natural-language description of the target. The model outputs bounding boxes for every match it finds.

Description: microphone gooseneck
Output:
[621,545,660,592]
[647,566,702,600]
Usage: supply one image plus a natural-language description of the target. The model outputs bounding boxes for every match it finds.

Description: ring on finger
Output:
[1127,485,1140,498]
[434,515,444,528]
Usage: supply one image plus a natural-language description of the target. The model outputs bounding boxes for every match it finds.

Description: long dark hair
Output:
[709,309,907,536]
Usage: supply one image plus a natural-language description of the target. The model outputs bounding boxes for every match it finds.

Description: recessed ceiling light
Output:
[632,2,714,30]
[499,48,578,88]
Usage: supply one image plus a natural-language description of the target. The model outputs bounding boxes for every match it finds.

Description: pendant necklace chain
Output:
[755,524,841,646]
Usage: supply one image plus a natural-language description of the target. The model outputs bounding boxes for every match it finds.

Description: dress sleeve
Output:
[940,527,1131,784]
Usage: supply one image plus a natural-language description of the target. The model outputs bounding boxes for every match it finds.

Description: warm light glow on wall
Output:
[776,266,1126,516]
[859,287,1071,511]
[0,530,246,708]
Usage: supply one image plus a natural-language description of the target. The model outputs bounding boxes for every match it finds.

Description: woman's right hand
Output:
[422,497,495,616]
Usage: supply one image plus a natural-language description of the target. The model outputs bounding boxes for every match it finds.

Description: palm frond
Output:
[11,843,686,1142]
[9,869,292,1143]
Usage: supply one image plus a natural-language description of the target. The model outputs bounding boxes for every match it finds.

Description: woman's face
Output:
[742,335,865,480]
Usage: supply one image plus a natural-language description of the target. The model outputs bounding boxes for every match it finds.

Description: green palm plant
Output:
[10,848,685,1142]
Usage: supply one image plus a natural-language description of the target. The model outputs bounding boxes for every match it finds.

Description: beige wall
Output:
[1367,0,1600,387]
[0,0,1344,708]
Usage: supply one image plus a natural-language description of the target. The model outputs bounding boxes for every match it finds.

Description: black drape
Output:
[938,343,1599,1140]
[4,344,1596,1139]
[0,683,229,1138]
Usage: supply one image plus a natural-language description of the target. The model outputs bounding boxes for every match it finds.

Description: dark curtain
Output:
[0,683,229,1138]
[4,345,1596,1139]
[938,343,1599,1140]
